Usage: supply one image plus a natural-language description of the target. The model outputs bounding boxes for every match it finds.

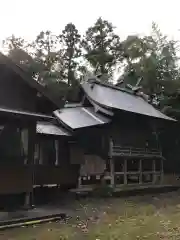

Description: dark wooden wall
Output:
[34,165,79,186]
[109,112,158,149]
[34,136,80,187]
[160,122,180,174]
[0,166,32,194]
[76,126,109,159]
[0,122,36,194]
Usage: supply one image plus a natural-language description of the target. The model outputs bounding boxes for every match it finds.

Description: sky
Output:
[1,0,180,45]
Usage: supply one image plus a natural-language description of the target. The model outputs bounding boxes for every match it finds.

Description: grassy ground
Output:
[1,191,180,239]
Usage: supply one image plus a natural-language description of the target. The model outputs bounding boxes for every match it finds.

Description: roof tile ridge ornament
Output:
[124,78,160,106]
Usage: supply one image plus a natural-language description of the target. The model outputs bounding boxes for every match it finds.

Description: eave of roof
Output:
[0,107,54,121]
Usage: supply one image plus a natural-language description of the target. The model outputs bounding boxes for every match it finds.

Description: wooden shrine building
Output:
[0,51,177,209]
[54,75,175,190]
[0,53,79,208]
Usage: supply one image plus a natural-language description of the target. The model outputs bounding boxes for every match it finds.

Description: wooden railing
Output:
[110,145,162,157]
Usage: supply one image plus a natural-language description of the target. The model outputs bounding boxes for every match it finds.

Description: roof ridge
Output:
[87,76,148,99]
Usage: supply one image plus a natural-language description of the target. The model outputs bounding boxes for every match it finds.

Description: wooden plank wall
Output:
[109,115,157,149]
[34,165,79,185]
[0,166,32,194]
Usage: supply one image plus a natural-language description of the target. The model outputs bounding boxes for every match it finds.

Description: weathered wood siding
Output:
[0,166,32,194]
[0,122,36,194]
[109,112,158,149]
[34,165,79,185]
[76,126,109,159]
[69,142,84,164]
[80,155,106,175]
[34,138,80,186]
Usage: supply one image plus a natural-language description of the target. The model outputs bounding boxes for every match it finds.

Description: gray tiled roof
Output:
[82,81,175,121]
[37,121,70,136]
[54,107,110,130]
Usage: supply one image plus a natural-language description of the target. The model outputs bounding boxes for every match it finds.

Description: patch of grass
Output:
[2,192,180,239]
[92,185,114,198]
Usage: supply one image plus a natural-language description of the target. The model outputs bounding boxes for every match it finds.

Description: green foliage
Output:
[3,35,37,75]
[59,23,82,86]
[121,23,179,88]
[117,22,180,119]
[3,19,180,112]
[82,17,121,79]
[32,30,63,83]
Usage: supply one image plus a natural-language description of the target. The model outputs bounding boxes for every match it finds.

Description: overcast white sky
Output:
[1,0,180,43]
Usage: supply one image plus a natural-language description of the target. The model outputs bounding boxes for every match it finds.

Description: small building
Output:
[0,53,77,208]
[54,75,175,190]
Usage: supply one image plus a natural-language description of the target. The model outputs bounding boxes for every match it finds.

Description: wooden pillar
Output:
[109,138,114,187]
[39,142,43,165]
[124,158,127,185]
[78,176,82,188]
[139,159,142,184]
[55,140,59,166]
[24,193,31,208]
[160,158,164,184]
[152,159,156,184]
[24,123,36,209]
[110,157,115,186]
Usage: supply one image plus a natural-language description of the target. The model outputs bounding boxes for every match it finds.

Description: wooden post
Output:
[124,158,127,185]
[109,138,114,187]
[152,159,156,184]
[109,138,113,157]
[24,123,36,209]
[139,159,142,184]
[160,158,164,184]
[39,142,43,165]
[78,176,82,188]
[110,157,115,187]
[24,193,31,208]
[55,140,59,166]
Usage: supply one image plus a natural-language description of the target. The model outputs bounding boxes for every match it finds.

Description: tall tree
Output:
[4,33,69,101]
[120,23,180,97]
[59,23,82,86]
[3,35,25,54]
[3,35,34,68]
[82,17,121,81]
[32,30,64,84]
